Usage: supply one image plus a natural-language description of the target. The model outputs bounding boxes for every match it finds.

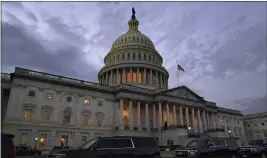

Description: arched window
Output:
[123,116,128,126]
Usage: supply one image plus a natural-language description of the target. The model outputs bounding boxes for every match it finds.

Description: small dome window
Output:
[122,53,125,60]
[128,53,130,60]
[144,54,147,60]
[133,53,135,60]
[66,96,72,103]
[139,53,141,60]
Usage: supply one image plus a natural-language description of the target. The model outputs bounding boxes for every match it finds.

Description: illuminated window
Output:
[82,115,89,126]
[138,72,142,83]
[81,136,87,145]
[20,133,28,145]
[42,110,50,122]
[127,72,131,83]
[24,109,32,121]
[132,72,137,83]
[84,99,90,105]
[61,135,68,146]
[39,134,46,146]
[121,72,124,83]
[123,116,128,126]
[47,94,53,100]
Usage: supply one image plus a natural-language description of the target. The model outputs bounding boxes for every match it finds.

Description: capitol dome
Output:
[98,8,169,90]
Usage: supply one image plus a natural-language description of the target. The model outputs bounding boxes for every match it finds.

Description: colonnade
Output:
[99,68,168,88]
[117,98,219,133]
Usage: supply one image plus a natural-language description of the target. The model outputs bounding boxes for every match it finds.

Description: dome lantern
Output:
[128,7,139,31]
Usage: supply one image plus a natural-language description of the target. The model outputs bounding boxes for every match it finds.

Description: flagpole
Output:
[176,60,179,87]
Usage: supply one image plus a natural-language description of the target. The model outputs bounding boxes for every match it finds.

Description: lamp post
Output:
[188,126,192,137]
[35,137,38,149]
[228,130,231,138]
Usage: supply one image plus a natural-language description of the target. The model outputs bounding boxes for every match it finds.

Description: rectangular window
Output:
[81,136,87,145]
[98,101,103,107]
[39,134,46,146]
[42,110,50,122]
[121,72,124,83]
[63,110,71,124]
[28,91,35,97]
[82,115,89,126]
[84,99,90,105]
[24,109,32,121]
[20,133,28,145]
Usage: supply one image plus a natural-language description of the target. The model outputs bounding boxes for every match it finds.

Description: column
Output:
[150,69,153,85]
[203,110,207,131]
[123,68,126,83]
[137,101,141,130]
[173,105,177,125]
[156,71,158,86]
[206,112,210,130]
[110,70,113,85]
[212,113,217,129]
[144,68,146,84]
[116,69,119,84]
[119,99,123,129]
[166,104,170,126]
[160,73,162,87]
[145,103,149,130]
[105,72,108,85]
[153,104,156,128]
[191,108,196,132]
[129,100,133,129]
[130,68,132,83]
[180,106,184,125]
[197,109,201,132]
[158,102,162,128]
[137,68,139,83]
[185,107,190,128]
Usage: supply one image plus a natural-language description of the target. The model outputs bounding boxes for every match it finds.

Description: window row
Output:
[19,133,90,147]
[28,91,92,105]
[247,122,265,127]
[105,52,161,65]
[23,108,105,127]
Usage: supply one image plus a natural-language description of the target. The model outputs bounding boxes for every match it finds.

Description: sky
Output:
[2,2,267,115]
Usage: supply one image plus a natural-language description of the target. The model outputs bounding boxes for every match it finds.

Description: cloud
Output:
[2,2,266,114]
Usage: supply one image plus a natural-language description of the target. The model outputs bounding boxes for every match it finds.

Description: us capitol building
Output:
[1,9,250,150]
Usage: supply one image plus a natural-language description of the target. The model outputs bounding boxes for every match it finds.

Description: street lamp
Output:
[228,130,231,138]
[35,137,38,149]
[188,126,192,137]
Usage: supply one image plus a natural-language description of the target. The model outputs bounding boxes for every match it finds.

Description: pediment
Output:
[162,86,205,102]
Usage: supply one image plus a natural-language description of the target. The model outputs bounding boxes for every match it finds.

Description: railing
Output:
[12,67,167,94]
[14,67,116,91]
[1,73,11,81]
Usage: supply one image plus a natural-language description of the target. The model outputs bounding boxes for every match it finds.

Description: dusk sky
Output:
[2,2,266,114]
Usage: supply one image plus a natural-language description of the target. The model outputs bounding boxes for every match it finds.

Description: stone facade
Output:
[1,9,247,150]
[243,112,267,139]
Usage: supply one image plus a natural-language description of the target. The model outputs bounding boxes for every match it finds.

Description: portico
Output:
[115,87,218,134]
